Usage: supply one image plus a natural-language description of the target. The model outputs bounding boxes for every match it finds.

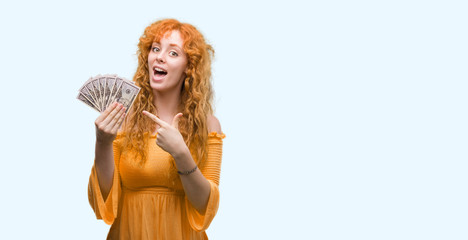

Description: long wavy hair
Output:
[121,19,215,169]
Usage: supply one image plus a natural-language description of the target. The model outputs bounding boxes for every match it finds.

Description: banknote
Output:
[105,76,117,108]
[92,78,102,111]
[77,74,140,113]
[108,77,124,106]
[98,76,107,110]
[113,79,140,114]
[84,79,100,111]
[78,80,100,112]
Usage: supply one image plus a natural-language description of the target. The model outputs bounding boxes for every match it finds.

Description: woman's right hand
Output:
[95,101,126,145]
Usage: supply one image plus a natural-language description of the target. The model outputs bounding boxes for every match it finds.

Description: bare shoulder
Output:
[207,115,223,134]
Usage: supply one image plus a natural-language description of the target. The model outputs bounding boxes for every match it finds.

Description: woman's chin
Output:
[151,74,165,83]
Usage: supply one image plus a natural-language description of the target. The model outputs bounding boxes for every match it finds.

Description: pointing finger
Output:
[172,113,183,130]
[142,110,167,127]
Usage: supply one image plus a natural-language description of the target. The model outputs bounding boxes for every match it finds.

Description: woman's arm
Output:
[141,112,222,214]
[173,115,222,214]
[94,142,115,201]
[173,148,211,214]
[94,102,126,201]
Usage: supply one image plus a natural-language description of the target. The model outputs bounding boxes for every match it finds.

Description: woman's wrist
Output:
[172,145,198,173]
[177,165,198,175]
[96,139,114,147]
[172,145,190,160]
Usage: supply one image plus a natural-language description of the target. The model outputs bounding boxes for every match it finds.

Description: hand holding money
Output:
[95,102,126,144]
[77,74,140,113]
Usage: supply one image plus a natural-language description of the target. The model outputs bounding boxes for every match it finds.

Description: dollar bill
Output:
[78,79,99,112]
[77,92,100,112]
[77,74,140,113]
[105,76,117,108]
[99,76,108,110]
[110,76,124,108]
[91,78,102,111]
[113,79,140,113]
[84,80,100,110]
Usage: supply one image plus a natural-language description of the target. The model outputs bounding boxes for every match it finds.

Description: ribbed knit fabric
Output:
[88,132,226,240]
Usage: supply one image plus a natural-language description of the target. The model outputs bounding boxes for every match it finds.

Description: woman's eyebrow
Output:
[152,42,182,51]
[169,43,182,50]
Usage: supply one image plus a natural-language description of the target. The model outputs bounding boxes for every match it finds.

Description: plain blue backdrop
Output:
[0,0,467,239]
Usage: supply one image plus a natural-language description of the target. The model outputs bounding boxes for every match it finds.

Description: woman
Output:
[88,18,225,239]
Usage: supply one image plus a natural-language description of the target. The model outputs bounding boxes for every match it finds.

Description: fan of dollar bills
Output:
[77,74,141,113]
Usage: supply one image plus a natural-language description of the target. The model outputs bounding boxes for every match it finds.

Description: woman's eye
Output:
[152,47,160,52]
[169,51,178,57]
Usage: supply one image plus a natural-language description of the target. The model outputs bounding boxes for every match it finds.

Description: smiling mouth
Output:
[153,67,167,77]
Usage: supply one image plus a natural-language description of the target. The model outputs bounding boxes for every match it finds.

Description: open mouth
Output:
[153,67,167,77]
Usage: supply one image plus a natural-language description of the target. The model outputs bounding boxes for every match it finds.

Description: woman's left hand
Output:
[142,111,187,157]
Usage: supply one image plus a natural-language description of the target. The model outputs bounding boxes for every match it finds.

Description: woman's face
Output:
[148,30,188,92]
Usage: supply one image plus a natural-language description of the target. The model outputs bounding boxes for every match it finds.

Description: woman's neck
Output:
[152,89,182,120]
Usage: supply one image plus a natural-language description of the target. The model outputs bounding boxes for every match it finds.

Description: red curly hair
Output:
[121,19,215,169]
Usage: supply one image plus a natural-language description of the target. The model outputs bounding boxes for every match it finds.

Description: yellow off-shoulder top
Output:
[88,131,226,239]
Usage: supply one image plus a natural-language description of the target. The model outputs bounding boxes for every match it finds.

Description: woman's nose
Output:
[156,54,165,63]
